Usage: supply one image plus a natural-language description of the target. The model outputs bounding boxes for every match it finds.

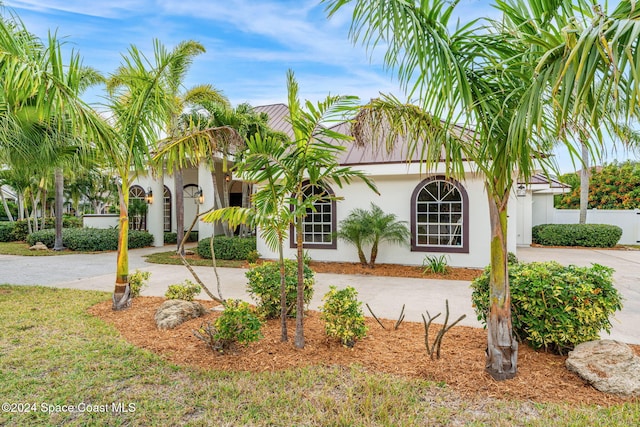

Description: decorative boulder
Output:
[566,340,640,397]
[155,299,206,330]
[29,242,48,251]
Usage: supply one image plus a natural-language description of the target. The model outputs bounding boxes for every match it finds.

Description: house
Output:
[125,103,565,268]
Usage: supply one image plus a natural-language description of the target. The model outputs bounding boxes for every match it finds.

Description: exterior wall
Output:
[515,192,533,246]
[256,168,502,268]
[83,214,119,229]
[532,193,555,226]
[537,208,640,245]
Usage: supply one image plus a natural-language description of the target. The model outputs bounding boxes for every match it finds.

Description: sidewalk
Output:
[3,245,639,344]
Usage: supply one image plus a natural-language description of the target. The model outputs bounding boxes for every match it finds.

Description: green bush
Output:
[320,286,368,347]
[245,259,314,319]
[531,224,622,247]
[471,261,622,354]
[0,222,13,242]
[246,250,260,264]
[194,299,263,352]
[165,279,201,301]
[422,254,449,274]
[26,228,153,251]
[198,236,256,260]
[164,231,199,245]
[129,270,151,298]
[10,216,82,241]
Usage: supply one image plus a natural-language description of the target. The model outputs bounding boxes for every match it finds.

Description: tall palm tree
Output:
[0,11,107,245]
[206,70,378,348]
[103,39,205,311]
[324,0,640,379]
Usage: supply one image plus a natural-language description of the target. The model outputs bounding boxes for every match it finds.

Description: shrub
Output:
[507,251,519,265]
[246,250,260,264]
[165,279,202,301]
[422,254,449,274]
[471,261,622,354]
[0,222,13,242]
[532,224,622,247]
[197,236,256,260]
[320,286,368,347]
[245,259,314,319]
[9,216,82,241]
[129,270,151,298]
[26,228,153,251]
[164,231,199,245]
[193,299,263,353]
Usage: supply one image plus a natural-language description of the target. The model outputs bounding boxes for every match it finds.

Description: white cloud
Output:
[4,0,149,18]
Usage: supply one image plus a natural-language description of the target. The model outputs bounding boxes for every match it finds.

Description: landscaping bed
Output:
[89,296,639,407]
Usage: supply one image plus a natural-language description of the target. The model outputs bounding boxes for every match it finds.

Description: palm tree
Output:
[0,12,107,246]
[103,39,205,311]
[338,203,409,267]
[323,0,640,379]
[206,70,378,348]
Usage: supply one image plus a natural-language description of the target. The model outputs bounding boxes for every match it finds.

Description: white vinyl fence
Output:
[536,209,640,245]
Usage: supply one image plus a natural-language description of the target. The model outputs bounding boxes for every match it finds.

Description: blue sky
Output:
[3,0,636,172]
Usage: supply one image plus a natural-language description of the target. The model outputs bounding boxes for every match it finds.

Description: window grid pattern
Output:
[302,186,333,245]
[415,180,463,247]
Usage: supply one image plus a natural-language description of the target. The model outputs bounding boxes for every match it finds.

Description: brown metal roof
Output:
[253,103,473,166]
[519,173,570,188]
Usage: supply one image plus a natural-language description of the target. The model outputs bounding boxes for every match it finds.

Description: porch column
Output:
[197,163,215,240]
[148,172,165,247]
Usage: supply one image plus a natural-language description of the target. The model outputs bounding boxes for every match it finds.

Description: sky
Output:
[2,0,636,172]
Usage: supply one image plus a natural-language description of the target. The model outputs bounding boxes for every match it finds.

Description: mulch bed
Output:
[89,297,639,407]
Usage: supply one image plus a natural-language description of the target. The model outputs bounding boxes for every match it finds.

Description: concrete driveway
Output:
[2,245,639,344]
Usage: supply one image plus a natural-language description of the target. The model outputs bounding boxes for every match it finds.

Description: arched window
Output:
[128,185,147,231]
[411,176,468,253]
[163,186,171,232]
[290,183,337,249]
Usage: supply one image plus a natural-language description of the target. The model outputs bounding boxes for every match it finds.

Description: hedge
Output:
[26,228,154,251]
[5,217,83,242]
[198,236,256,260]
[471,261,622,354]
[532,223,622,247]
[0,222,12,242]
[163,231,199,245]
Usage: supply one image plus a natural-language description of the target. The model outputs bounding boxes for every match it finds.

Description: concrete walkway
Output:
[3,245,639,344]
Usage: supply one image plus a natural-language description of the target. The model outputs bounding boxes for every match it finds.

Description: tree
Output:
[205,70,378,348]
[323,0,640,379]
[338,203,409,267]
[103,39,205,311]
[0,11,106,244]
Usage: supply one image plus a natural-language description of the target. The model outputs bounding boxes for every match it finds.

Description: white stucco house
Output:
[121,103,566,268]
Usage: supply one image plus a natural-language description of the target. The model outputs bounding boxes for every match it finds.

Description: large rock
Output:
[155,299,206,330]
[566,340,640,397]
[29,242,48,251]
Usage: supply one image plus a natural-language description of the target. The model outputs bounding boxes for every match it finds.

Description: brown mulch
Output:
[89,297,639,407]
[308,261,482,281]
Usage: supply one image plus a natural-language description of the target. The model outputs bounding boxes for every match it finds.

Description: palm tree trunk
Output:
[53,168,65,250]
[369,239,379,267]
[113,184,131,311]
[579,142,590,225]
[485,195,518,380]
[278,238,288,342]
[294,215,305,349]
[0,189,14,222]
[239,182,251,237]
[175,168,184,255]
[211,170,231,237]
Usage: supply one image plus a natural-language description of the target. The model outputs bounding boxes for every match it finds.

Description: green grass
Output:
[1,285,639,426]
[0,242,77,256]
[144,250,246,268]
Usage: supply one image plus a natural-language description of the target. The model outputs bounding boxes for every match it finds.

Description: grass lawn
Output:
[143,250,246,268]
[1,286,639,426]
[0,242,77,256]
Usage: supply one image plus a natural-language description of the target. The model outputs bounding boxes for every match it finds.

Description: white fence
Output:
[539,209,640,245]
